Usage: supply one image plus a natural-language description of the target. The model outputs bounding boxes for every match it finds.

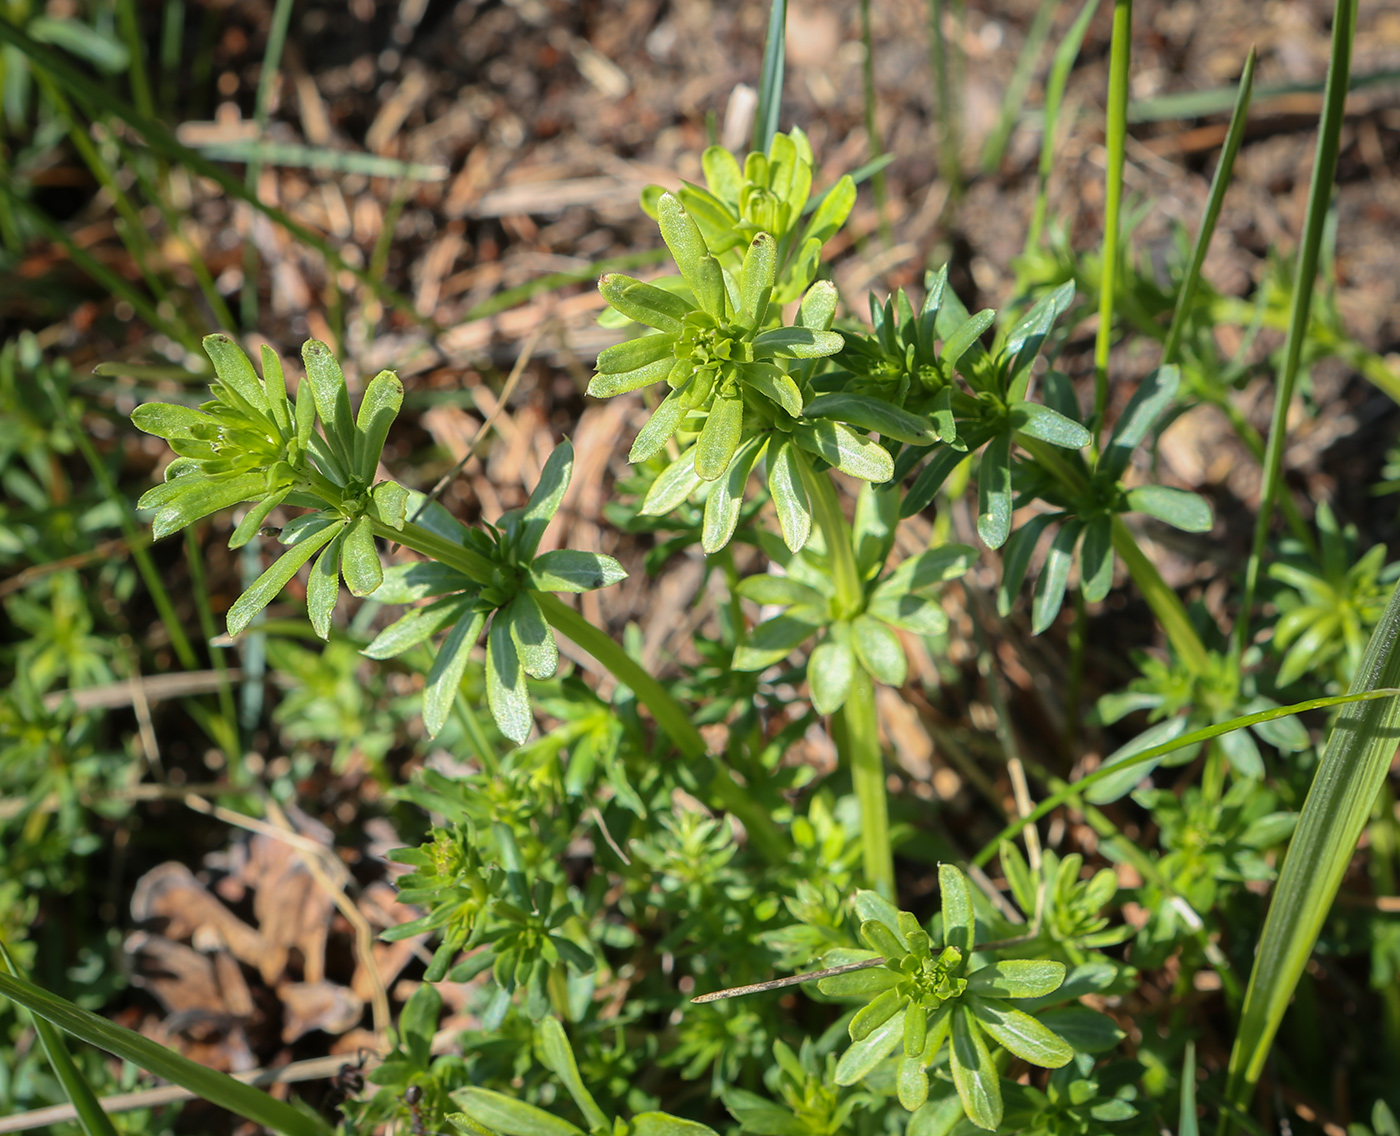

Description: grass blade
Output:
[1025,0,1101,251]
[980,0,1058,175]
[0,971,329,1136]
[971,684,1400,867]
[927,0,963,196]
[1091,0,1134,437]
[753,0,787,152]
[0,946,119,1136]
[242,0,296,327]
[1179,1041,1198,1136]
[858,0,890,243]
[1234,0,1356,662]
[1161,48,1255,365]
[1222,579,1397,1119]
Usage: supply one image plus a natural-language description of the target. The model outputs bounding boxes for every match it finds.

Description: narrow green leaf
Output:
[739,233,776,327]
[422,609,487,737]
[450,1088,585,1136]
[203,333,268,412]
[793,420,894,483]
[373,479,408,530]
[517,440,574,559]
[657,193,726,317]
[1085,714,1192,804]
[306,531,345,639]
[229,488,292,551]
[1125,485,1213,533]
[1080,515,1114,602]
[595,333,676,375]
[340,513,383,597]
[996,512,1055,616]
[1011,401,1091,449]
[976,433,1012,549]
[965,960,1066,999]
[1036,1006,1126,1054]
[488,612,533,744]
[148,472,267,540]
[702,437,763,553]
[809,639,856,714]
[852,615,906,687]
[530,551,627,593]
[227,520,339,636]
[598,274,693,335]
[642,448,702,516]
[940,310,996,373]
[588,355,679,399]
[733,613,822,671]
[968,997,1064,1070]
[797,279,839,331]
[130,402,214,440]
[507,592,558,680]
[353,369,404,484]
[702,145,743,202]
[752,327,845,359]
[804,392,936,445]
[898,1056,930,1112]
[0,972,327,1136]
[631,1114,721,1136]
[768,439,812,551]
[950,1007,1002,1131]
[695,393,744,480]
[537,1018,608,1132]
[835,1006,908,1085]
[817,962,899,997]
[939,864,975,955]
[1102,365,1179,476]
[1031,520,1080,634]
[1225,574,1400,1110]
[752,0,788,151]
[364,596,475,660]
[301,339,355,470]
[630,387,691,463]
[740,365,803,420]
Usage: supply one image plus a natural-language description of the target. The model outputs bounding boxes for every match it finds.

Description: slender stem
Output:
[1092,0,1133,438]
[1233,0,1356,670]
[803,467,895,895]
[926,0,961,197]
[534,593,790,867]
[839,669,895,898]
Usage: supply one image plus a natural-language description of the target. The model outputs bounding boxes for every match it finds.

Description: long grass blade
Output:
[980,0,1058,174]
[0,946,120,1136]
[1091,0,1133,438]
[753,0,787,152]
[1179,1041,1198,1136]
[858,0,890,243]
[189,140,449,180]
[1233,0,1356,662]
[927,0,962,196]
[1025,0,1101,251]
[971,685,1400,866]
[1222,572,1400,1126]
[0,971,329,1136]
[242,0,296,327]
[1161,48,1256,365]
[1128,66,1400,123]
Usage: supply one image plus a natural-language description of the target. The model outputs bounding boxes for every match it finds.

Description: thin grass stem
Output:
[1092,0,1133,439]
[1233,0,1356,666]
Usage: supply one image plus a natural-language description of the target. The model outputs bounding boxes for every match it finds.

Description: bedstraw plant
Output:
[6,4,1400,1136]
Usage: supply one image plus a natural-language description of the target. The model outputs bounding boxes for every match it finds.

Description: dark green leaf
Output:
[939,864,975,955]
[450,1089,585,1136]
[1011,401,1091,449]
[768,440,812,552]
[804,392,936,445]
[976,433,1013,549]
[966,960,1066,999]
[657,193,726,317]
[852,615,906,687]
[422,609,487,737]
[506,592,558,680]
[1031,521,1080,634]
[227,521,340,636]
[530,551,627,593]
[703,437,763,553]
[517,441,574,559]
[733,613,823,671]
[340,513,383,597]
[488,613,533,744]
[950,1006,1002,1130]
[598,274,693,335]
[794,420,894,483]
[353,370,404,484]
[1125,485,1213,533]
[695,393,744,480]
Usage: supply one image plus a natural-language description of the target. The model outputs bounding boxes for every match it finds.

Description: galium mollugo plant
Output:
[817,867,1079,1129]
[132,335,626,743]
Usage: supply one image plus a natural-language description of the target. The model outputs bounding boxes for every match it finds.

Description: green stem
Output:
[803,467,895,895]
[1233,0,1356,669]
[535,593,789,867]
[1092,0,1133,439]
[838,669,894,898]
